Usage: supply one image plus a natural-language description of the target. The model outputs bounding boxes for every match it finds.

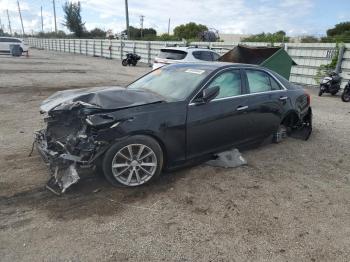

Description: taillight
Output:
[306,92,311,105]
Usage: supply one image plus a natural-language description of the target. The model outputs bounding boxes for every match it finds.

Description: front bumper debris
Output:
[34,130,83,195]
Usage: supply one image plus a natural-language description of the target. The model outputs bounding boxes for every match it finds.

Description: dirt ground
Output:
[0,50,350,262]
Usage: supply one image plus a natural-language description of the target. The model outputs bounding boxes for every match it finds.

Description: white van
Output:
[0,37,29,54]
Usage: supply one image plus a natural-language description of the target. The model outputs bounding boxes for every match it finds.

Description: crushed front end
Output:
[34,104,111,195]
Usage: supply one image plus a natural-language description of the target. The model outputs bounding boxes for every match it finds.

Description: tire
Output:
[318,89,323,96]
[19,47,23,54]
[122,59,128,66]
[341,89,350,102]
[102,135,163,187]
[273,124,287,143]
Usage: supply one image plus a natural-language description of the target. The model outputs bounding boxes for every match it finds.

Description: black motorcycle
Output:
[341,79,350,102]
[122,53,141,66]
[319,71,341,96]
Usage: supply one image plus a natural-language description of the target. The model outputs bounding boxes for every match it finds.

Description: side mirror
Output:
[202,86,220,103]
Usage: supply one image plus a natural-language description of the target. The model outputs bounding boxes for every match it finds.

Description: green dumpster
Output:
[218,45,296,80]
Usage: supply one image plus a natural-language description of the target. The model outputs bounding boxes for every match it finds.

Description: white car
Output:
[152,47,220,70]
[0,37,29,54]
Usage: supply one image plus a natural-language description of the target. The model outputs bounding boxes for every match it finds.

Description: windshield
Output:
[128,65,210,101]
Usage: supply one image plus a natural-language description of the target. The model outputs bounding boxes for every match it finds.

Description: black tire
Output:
[102,135,163,187]
[122,59,128,66]
[19,47,23,54]
[341,89,350,102]
[318,89,323,96]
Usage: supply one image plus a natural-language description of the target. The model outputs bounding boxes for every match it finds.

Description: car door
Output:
[0,38,7,52]
[186,68,252,159]
[244,69,288,139]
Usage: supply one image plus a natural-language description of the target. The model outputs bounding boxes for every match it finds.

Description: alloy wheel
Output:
[111,144,157,186]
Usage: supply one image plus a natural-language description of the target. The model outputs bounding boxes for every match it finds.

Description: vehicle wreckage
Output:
[34,63,312,195]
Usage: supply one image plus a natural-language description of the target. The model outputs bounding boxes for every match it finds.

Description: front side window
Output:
[246,70,282,93]
[128,65,211,101]
[206,70,241,99]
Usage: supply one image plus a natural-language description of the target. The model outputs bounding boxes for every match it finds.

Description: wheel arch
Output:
[281,110,300,128]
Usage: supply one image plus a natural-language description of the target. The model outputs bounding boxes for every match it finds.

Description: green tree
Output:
[242,31,290,43]
[88,28,106,38]
[300,35,319,43]
[122,26,157,40]
[173,22,208,40]
[62,1,85,37]
[0,28,10,37]
[321,21,350,42]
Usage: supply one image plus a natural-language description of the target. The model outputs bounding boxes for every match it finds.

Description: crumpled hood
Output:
[40,86,164,113]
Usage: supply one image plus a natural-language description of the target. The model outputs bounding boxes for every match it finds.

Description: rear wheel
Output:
[273,124,287,143]
[341,88,350,102]
[102,135,163,187]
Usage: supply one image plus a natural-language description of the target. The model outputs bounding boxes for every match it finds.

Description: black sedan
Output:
[35,63,312,193]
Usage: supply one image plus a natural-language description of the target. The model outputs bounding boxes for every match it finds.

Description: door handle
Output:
[236,105,248,111]
[279,96,288,101]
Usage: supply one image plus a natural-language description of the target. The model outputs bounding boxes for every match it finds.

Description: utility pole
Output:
[0,17,3,31]
[140,15,144,38]
[124,0,130,39]
[17,0,25,36]
[6,9,12,35]
[41,6,44,32]
[52,0,57,33]
[167,18,170,35]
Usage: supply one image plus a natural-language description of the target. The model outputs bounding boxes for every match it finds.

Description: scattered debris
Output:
[207,149,247,168]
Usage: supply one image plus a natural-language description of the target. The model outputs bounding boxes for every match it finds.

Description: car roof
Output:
[160,46,217,52]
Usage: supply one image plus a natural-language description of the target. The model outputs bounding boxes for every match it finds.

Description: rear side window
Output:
[193,51,214,61]
[246,70,282,93]
[0,38,21,43]
[158,49,187,60]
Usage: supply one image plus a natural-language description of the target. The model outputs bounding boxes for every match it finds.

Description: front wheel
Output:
[122,59,128,66]
[318,89,323,96]
[102,135,163,187]
[341,88,350,102]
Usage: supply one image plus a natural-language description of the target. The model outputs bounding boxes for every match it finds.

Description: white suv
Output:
[153,47,220,70]
[0,37,29,54]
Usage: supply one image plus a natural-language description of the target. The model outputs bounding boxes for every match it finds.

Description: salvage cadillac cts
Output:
[35,63,312,194]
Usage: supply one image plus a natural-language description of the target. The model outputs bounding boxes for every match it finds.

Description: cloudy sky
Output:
[0,0,349,36]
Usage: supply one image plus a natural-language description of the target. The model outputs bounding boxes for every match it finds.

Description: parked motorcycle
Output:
[319,71,341,96]
[122,53,141,66]
[341,79,350,102]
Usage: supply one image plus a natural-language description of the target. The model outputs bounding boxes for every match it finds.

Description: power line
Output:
[52,0,57,33]
[17,0,25,36]
[140,15,144,38]
[6,9,12,35]
[125,0,130,39]
[41,6,44,32]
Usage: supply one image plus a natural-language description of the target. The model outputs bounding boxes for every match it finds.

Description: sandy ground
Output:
[0,50,350,262]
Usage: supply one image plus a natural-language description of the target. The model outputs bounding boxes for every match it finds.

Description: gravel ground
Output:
[0,50,349,262]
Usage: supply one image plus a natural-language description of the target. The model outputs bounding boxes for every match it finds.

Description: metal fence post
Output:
[120,39,123,60]
[79,40,82,54]
[147,41,151,66]
[69,40,71,53]
[73,39,75,53]
[335,45,345,74]
[93,40,95,56]
[133,42,136,53]
[86,40,88,56]
[101,40,103,57]
[64,39,66,52]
